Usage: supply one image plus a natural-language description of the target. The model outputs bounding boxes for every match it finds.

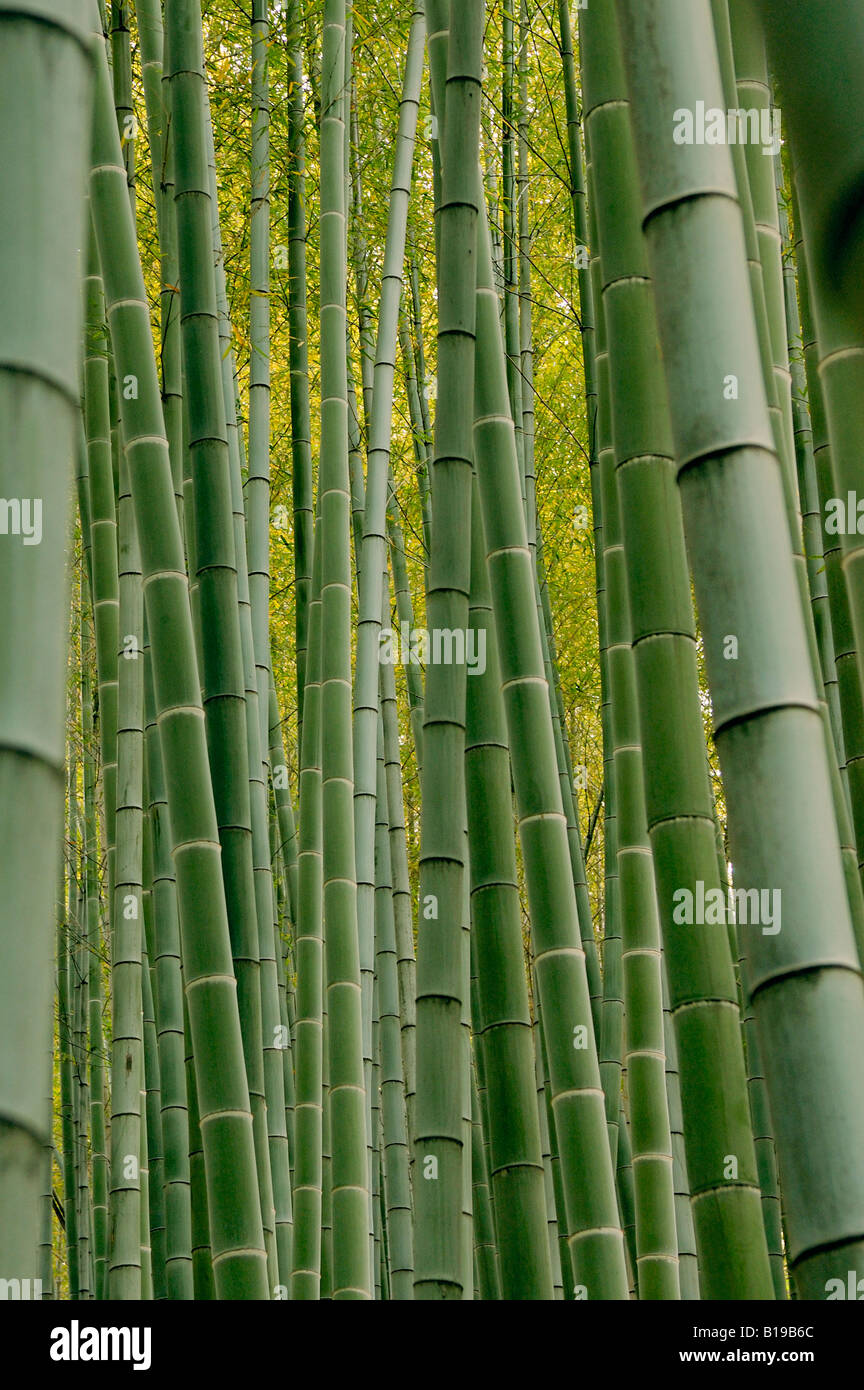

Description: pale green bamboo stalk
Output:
[0,0,92,1288]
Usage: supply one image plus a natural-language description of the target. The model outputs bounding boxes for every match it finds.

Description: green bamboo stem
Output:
[534,525,602,1027]
[661,971,700,1299]
[286,0,314,738]
[465,486,554,1298]
[616,0,864,1298]
[201,80,284,1293]
[534,1003,574,1299]
[290,521,325,1300]
[59,832,81,1301]
[471,119,629,1298]
[775,159,847,786]
[107,443,144,1300]
[470,1059,499,1301]
[72,784,93,1301]
[169,0,286,1294]
[110,2,135,205]
[270,812,297,1178]
[460,833,474,1303]
[711,2,864,966]
[502,1,524,493]
[399,306,433,557]
[138,1028,154,1300]
[518,1,535,548]
[141,808,167,1301]
[374,709,414,1298]
[412,0,483,1300]
[0,0,91,1288]
[585,0,773,1299]
[792,188,864,904]
[727,0,794,477]
[136,0,184,524]
[722,0,864,964]
[616,1107,638,1296]
[586,94,680,1290]
[558,0,615,1056]
[350,11,424,1285]
[349,115,376,435]
[585,0,771,1298]
[371,974,383,1300]
[315,0,371,1301]
[751,1,864,342]
[81,615,108,1299]
[320,1008,333,1301]
[268,676,300,932]
[142,616,194,1299]
[380,621,418,1167]
[385,476,425,767]
[184,996,214,1299]
[89,18,269,1297]
[788,205,864,928]
[533,1024,565,1299]
[83,228,119,928]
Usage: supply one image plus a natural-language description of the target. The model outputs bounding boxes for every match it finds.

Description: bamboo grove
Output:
[4,0,864,1303]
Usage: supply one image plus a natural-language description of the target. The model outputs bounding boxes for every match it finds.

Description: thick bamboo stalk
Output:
[615,0,864,1298]
[0,0,92,1286]
[584,0,770,1299]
